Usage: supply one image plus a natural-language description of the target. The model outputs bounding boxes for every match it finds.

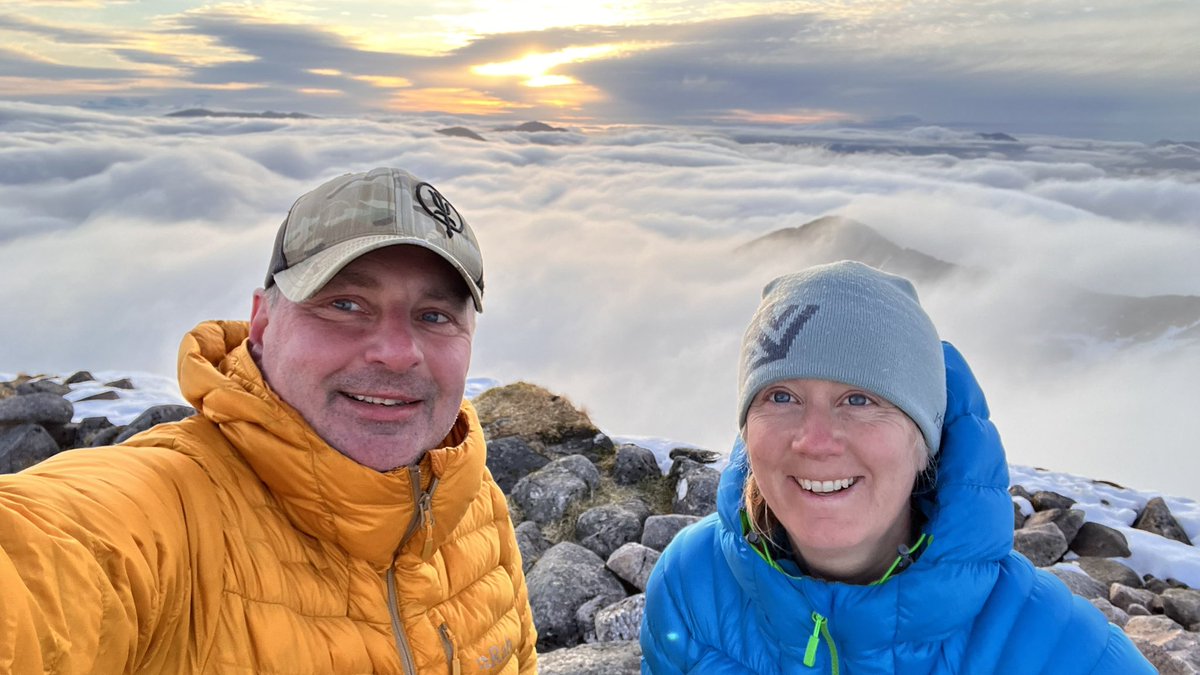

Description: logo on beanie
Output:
[748,303,819,371]
[416,182,465,238]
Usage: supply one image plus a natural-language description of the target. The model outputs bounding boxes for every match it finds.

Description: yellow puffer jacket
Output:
[0,320,537,673]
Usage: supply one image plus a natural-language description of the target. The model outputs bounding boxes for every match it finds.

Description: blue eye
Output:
[769,391,793,404]
[846,393,870,406]
[420,311,450,324]
[331,299,362,312]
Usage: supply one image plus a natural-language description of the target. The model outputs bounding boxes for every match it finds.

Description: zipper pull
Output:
[420,483,436,560]
[804,612,825,667]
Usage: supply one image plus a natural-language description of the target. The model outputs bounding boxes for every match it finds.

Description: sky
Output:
[1,0,1198,141]
[2,101,1199,500]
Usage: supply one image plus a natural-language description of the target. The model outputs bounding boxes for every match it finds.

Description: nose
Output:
[792,404,844,458]
[363,315,422,371]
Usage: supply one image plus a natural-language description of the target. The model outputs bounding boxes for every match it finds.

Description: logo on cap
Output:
[416,182,465,238]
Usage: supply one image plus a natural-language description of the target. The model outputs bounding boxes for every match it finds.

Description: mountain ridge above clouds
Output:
[735,215,1200,357]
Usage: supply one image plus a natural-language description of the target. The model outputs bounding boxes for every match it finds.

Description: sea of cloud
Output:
[2,101,1198,498]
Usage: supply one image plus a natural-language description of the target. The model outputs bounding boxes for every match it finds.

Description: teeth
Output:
[799,478,855,493]
[350,394,407,406]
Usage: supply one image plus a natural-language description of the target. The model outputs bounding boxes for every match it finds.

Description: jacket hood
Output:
[714,342,1013,652]
[177,320,486,567]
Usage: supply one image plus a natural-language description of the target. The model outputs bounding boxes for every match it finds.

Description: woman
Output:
[641,261,1152,673]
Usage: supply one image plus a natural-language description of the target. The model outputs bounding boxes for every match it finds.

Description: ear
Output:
[249,288,270,348]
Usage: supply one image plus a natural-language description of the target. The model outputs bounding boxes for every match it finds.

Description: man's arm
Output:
[0,445,217,673]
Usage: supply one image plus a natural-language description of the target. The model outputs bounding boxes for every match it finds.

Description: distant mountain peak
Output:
[495,121,567,132]
[436,126,487,141]
[164,108,316,119]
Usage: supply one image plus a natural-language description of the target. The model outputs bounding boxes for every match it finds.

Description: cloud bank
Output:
[2,101,1199,499]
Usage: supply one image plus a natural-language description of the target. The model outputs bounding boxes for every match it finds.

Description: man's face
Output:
[249,245,475,471]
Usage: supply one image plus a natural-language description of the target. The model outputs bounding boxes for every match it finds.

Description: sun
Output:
[472,45,624,88]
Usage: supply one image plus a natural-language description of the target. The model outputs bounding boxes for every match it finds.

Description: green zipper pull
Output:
[804,612,826,667]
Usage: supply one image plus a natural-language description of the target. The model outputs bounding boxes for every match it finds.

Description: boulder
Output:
[526,542,626,650]
[1030,490,1075,511]
[642,514,702,552]
[1123,615,1200,674]
[78,391,120,402]
[74,417,115,448]
[1133,497,1193,545]
[15,379,71,396]
[103,378,135,389]
[1077,557,1142,589]
[1110,583,1159,612]
[1163,589,1200,628]
[0,424,60,473]
[1089,597,1129,627]
[612,444,660,485]
[1070,522,1132,558]
[1047,565,1107,601]
[0,393,73,426]
[63,371,95,384]
[1013,501,1026,530]
[510,455,599,525]
[1008,484,1034,502]
[473,382,614,462]
[41,422,76,449]
[114,404,195,443]
[671,463,720,517]
[1023,508,1085,544]
[486,436,549,493]
[577,504,644,560]
[515,521,550,572]
[668,447,722,464]
[536,640,642,675]
[595,593,646,643]
[1013,523,1068,567]
[89,425,125,447]
[606,543,660,592]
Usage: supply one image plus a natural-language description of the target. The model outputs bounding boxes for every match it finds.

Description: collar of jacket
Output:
[177,320,486,568]
[713,342,1014,656]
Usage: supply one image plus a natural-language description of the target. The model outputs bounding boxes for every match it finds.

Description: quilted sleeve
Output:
[0,444,216,673]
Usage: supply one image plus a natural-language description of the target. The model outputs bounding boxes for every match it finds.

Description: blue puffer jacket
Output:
[641,343,1153,674]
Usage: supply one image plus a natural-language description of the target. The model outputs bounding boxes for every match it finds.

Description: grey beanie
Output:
[737,260,946,455]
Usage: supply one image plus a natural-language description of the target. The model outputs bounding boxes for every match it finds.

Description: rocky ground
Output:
[3,373,1199,673]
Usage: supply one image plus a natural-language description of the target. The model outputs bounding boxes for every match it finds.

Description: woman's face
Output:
[745,378,926,580]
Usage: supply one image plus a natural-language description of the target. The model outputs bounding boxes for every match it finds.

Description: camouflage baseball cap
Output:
[265,167,484,311]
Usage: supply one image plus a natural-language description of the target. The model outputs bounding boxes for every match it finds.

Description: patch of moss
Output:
[474,381,600,445]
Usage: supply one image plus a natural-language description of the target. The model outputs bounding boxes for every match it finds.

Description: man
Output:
[0,168,538,673]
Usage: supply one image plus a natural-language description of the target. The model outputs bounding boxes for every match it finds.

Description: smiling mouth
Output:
[344,393,415,407]
[797,477,858,494]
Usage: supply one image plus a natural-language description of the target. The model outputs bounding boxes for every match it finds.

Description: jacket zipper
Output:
[438,623,462,675]
[803,612,840,674]
[386,465,442,675]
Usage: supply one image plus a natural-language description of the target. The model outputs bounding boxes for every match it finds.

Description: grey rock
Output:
[668,447,722,464]
[63,371,95,385]
[606,542,660,592]
[1134,497,1193,545]
[41,422,75,449]
[672,464,720,517]
[1163,589,1200,628]
[510,455,599,525]
[15,379,71,396]
[577,504,644,560]
[595,593,646,642]
[1111,583,1159,612]
[1009,484,1034,502]
[1024,508,1085,544]
[526,542,626,650]
[1030,490,1075,511]
[75,417,114,448]
[1128,603,1153,617]
[103,378,135,389]
[77,391,120,402]
[1089,597,1129,627]
[0,393,73,426]
[1077,557,1143,589]
[1013,523,1068,567]
[612,444,660,485]
[114,404,195,443]
[536,640,642,675]
[575,595,608,644]
[89,425,125,447]
[1124,615,1200,674]
[1048,565,1108,600]
[485,436,549,493]
[544,432,614,464]
[1070,522,1132,558]
[515,521,549,573]
[642,514,701,552]
[0,424,60,473]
